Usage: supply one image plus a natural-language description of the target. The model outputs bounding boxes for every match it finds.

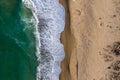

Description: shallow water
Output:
[0,0,37,80]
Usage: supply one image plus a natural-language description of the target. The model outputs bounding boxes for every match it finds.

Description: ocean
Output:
[0,0,65,80]
[0,0,37,80]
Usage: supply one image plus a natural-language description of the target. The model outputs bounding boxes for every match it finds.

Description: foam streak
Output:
[22,0,65,80]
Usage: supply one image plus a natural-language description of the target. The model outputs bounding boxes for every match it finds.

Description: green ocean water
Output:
[0,0,37,80]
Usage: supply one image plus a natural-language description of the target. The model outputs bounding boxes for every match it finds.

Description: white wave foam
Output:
[22,0,65,80]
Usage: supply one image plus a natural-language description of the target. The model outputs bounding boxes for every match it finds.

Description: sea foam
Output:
[22,0,65,80]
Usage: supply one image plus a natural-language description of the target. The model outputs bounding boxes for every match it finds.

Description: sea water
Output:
[29,0,65,80]
[0,0,65,80]
[0,0,37,80]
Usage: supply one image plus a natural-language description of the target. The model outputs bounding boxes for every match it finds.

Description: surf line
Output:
[22,0,65,80]
[22,0,41,80]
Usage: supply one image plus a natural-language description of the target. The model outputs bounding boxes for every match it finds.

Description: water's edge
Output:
[22,0,65,80]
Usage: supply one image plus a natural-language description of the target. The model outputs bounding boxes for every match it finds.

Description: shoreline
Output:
[22,0,65,80]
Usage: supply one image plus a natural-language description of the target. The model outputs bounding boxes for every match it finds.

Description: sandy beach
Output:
[60,0,120,80]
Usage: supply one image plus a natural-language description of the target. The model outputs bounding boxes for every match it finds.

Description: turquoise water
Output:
[0,0,37,80]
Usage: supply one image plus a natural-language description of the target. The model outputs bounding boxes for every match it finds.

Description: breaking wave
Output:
[22,0,65,80]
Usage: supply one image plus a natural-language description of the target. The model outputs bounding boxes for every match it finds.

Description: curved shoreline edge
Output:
[22,0,65,80]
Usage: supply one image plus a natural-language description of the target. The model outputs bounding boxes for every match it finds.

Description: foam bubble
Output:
[22,0,65,80]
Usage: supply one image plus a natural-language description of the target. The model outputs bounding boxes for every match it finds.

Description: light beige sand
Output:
[60,0,120,80]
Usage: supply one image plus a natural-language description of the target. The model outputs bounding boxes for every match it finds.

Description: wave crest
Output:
[22,0,65,80]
